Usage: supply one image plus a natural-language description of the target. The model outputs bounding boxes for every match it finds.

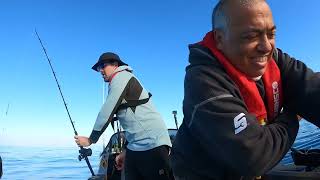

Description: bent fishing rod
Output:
[35,29,95,176]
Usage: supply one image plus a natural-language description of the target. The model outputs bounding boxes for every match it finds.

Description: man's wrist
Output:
[88,138,92,145]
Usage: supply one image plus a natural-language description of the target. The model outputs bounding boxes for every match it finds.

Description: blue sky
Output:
[0,0,320,147]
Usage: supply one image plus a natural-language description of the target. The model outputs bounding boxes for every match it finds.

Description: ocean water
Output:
[1,120,320,180]
[0,146,103,180]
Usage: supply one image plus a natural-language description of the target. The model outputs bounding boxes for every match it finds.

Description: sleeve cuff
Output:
[89,130,102,143]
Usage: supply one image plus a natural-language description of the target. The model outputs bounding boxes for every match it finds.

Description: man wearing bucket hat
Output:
[75,52,172,180]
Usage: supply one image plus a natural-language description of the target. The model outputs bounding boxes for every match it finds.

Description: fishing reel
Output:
[78,147,93,161]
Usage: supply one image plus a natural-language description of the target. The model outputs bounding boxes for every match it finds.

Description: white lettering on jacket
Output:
[234,113,247,134]
[272,81,280,116]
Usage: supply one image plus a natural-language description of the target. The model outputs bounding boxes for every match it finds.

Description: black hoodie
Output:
[170,44,320,179]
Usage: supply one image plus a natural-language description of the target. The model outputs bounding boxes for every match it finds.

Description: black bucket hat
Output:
[92,52,128,71]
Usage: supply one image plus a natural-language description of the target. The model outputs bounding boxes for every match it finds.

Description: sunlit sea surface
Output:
[1,120,319,179]
[0,145,102,180]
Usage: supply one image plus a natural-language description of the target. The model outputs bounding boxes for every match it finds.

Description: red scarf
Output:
[199,32,283,124]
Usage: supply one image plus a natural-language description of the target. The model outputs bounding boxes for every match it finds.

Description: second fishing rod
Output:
[35,29,95,176]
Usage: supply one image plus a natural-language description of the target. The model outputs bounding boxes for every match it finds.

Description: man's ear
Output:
[214,30,224,50]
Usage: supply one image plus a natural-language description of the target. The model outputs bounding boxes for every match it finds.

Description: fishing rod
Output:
[172,110,179,129]
[5,103,9,116]
[35,29,95,176]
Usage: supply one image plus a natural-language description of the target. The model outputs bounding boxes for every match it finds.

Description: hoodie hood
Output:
[114,65,133,73]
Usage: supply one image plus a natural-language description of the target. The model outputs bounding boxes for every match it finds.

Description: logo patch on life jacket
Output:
[234,113,247,134]
[272,81,280,116]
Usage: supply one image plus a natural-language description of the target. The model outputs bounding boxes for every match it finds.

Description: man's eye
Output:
[268,32,276,39]
[242,33,258,40]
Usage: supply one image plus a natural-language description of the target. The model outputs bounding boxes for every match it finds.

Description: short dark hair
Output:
[212,0,265,31]
[212,0,225,30]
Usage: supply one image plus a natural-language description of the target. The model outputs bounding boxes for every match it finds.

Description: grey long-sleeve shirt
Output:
[90,66,171,151]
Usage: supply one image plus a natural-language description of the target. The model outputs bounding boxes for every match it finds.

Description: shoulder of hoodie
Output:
[273,48,298,71]
[185,43,240,102]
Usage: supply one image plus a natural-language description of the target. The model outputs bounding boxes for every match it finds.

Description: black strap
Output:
[117,92,152,110]
[110,117,118,131]
[111,92,152,131]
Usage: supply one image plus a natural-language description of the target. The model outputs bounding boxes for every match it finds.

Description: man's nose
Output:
[257,34,273,54]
